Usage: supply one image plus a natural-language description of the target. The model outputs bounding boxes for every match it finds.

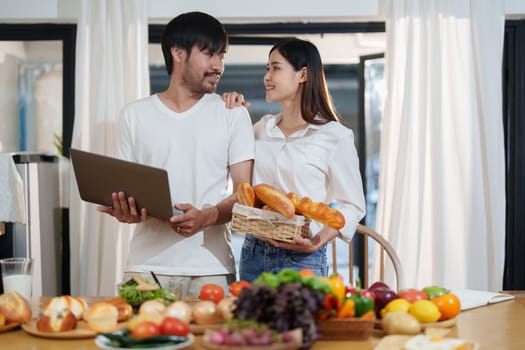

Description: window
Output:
[0,24,76,156]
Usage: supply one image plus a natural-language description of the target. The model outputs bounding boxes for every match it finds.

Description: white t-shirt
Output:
[253,114,366,239]
[117,93,255,276]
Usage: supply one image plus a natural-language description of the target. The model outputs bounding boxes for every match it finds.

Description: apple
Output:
[372,287,398,317]
[398,288,428,303]
[368,281,391,291]
[423,285,448,299]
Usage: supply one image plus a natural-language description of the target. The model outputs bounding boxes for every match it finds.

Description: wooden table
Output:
[2,293,525,350]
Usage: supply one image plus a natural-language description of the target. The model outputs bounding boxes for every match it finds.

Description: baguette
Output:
[286,192,302,215]
[288,194,346,230]
[236,182,255,207]
[253,184,295,219]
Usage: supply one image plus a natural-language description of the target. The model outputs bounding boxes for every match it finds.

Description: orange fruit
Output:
[432,293,461,321]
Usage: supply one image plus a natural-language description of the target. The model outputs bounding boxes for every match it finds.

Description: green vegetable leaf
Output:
[100,329,188,348]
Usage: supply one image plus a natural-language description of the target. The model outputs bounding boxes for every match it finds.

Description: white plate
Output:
[94,333,194,350]
[375,335,480,350]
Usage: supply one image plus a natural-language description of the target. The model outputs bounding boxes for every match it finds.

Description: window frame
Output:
[503,20,525,290]
[0,24,77,157]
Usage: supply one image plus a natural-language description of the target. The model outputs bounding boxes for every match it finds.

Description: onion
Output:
[139,299,166,316]
[216,296,236,321]
[192,300,222,325]
[164,301,192,323]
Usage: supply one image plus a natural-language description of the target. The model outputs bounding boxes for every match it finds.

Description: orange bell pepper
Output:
[337,298,356,318]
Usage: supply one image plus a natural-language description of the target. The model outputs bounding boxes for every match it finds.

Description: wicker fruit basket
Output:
[317,318,375,340]
[231,203,310,243]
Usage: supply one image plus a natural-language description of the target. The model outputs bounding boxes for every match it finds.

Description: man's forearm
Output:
[202,193,237,227]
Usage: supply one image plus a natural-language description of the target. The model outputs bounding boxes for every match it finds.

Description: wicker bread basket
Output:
[317,318,375,340]
[231,203,310,243]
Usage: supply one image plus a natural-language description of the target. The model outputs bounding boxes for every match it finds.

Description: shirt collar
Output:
[266,114,325,138]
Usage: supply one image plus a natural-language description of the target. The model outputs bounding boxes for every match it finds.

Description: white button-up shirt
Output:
[253,114,366,239]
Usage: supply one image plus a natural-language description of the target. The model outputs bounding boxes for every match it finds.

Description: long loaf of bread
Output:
[287,193,345,230]
[253,184,295,219]
[237,182,255,207]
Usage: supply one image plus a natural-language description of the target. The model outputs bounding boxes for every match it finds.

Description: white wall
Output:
[0,0,381,23]
[0,49,20,152]
[0,0,524,23]
[146,0,380,23]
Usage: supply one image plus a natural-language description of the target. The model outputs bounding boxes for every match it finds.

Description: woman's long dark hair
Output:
[270,38,340,124]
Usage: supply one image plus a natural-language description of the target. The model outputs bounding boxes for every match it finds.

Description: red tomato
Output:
[199,284,225,304]
[160,317,190,336]
[229,280,252,297]
[130,321,161,339]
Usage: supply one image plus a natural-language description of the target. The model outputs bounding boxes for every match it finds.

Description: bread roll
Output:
[40,296,87,320]
[36,309,78,332]
[36,295,85,332]
[253,184,295,219]
[105,297,133,321]
[237,182,255,207]
[288,194,346,230]
[84,302,119,332]
[0,291,32,324]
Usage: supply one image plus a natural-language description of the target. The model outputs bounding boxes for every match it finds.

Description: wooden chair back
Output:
[331,224,403,291]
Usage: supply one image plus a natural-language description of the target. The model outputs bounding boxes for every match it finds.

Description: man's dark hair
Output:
[161,12,228,75]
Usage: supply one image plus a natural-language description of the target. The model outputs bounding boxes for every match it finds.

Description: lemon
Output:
[409,300,441,323]
[380,298,412,318]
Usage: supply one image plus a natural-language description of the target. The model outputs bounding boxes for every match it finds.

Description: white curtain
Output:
[70,0,149,296]
[376,0,506,291]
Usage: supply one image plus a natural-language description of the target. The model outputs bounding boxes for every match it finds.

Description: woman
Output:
[225,38,366,281]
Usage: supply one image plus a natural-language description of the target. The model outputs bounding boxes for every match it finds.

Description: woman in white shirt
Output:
[226,38,366,281]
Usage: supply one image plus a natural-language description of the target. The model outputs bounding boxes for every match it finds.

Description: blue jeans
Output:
[239,235,329,282]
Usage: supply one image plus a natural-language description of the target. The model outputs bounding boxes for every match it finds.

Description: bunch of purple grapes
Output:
[233,282,325,349]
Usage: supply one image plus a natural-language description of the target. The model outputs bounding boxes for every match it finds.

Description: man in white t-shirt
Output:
[97,12,254,295]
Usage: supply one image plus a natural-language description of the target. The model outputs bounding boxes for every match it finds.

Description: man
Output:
[97,12,254,295]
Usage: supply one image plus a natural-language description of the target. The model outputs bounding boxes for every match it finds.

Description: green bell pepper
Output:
[349,289,374,317]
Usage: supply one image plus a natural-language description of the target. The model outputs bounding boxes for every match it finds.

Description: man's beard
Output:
[183,69,221,94]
